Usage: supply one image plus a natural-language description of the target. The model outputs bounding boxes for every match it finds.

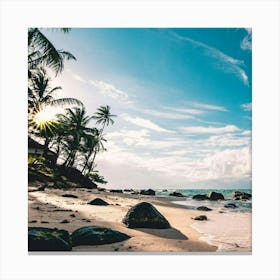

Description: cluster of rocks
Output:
[29,201,173,251]
[232,191,251,200]
[169,191,185,197]
[193,191,225,201]
[28,226,130,251]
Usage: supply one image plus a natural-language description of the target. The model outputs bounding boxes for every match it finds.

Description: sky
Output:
[43,28,252,189]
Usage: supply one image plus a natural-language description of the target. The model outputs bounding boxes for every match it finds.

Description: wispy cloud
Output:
[240,28,252,51]
[241,103,252,111]
[142,108,195,120]
[72,74,87,83]
[121,114,173,133]
[169,30,249,86]
[191,102,228,112]
[90,80,132,104]
[163,106,204,115]
[180,125,239,134]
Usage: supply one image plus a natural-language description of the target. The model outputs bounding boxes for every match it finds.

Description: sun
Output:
[32,106,61,130]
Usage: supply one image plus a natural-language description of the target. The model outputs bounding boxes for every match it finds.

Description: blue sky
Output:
[44,28,252,189]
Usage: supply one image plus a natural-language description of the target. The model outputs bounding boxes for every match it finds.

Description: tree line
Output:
[28,28,115,183]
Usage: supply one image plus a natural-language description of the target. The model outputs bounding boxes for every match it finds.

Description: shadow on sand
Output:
[135,227,188,240]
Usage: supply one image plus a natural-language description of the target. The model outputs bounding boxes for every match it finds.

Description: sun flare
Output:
[33,106,61,129]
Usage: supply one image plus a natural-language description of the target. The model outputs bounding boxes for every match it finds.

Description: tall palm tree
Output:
[93,105,116,133]
[81,129,107,174]
[28,28,76,75]
[58,107,92,167]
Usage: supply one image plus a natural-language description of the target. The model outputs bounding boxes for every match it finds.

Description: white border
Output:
[0,0,279,279]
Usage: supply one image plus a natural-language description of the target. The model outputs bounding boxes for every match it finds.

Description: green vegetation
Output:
[28,28,116,186]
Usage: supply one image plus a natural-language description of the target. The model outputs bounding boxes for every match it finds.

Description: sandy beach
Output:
[28,185,218,252]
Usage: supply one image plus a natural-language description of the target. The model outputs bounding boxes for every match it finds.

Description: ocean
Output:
[155,188,252,252]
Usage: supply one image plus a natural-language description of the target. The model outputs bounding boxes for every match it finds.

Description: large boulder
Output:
[140,189,156,196]
[87,198,109,206]
[233,191,251,200]
[71,226,130,246]
[207,191,224,201]
[193,194,208,200]
[169,191,184,197]
[28,227,72,251]
[122,202,171,229]
[197,206,212,211]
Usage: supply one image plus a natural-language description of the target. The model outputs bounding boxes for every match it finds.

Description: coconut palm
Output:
[81,129,107,174]
[28,28,76,75]
[93,105,116,133]
[58,107,93,167]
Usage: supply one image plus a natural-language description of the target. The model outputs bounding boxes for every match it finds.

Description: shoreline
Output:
[28,185,218,252]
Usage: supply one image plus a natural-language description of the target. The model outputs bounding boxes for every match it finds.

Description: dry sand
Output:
[28,185,217,252]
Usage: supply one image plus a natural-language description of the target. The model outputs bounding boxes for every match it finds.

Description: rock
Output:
[193,194,208,200]
[233,191,251,200]
[55,181,68,189]
[224,203,237,209]
[37,185,46,191]
[122,202,171,229]
[162,189,168,192]
[97,187,106,192]
[41,221,49,224]
[131,191,140,195]
[140,189,156,196]
[109,189,123,193]
[207,192,224,201]
[87,198,109,206]
[28,227,72,251]
[169,191,184,197]
[124,189,134,192]
[193,215,207,221]
[60,219,70,224]
[69,214,76,217]
[29,220,37,223]
[62,194,78,198]
[71,226,130,246]
[197,206,212,211]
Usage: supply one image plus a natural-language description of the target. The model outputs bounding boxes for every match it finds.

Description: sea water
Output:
[155,189,252,252]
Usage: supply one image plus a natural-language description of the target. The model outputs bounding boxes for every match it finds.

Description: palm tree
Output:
[28,28,76,75]
[28,68,83,150]
[93,105,116,133]
[28,68,82,112]
[81,129,107,174]
[58,107,93,167]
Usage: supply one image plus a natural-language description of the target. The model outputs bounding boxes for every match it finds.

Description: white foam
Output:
[191,211,252,252]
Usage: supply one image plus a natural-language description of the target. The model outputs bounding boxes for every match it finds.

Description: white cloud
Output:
[121,114,173,133]
[72,74,86,83]
[163,106,204,115]
[191,102,228,112]
[142,109,195,120]
[203,134,250,147]
[89,80,132,104]
[169,30,249,86]
[241,103,252,111]
[240,28,252,51]
[180,125,239,134]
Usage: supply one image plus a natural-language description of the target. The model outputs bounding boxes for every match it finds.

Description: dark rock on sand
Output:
[131,191,140,195]
[224,203,237,209]
[60,219,70,224]
[97,187,106,192]
[69,214,76,217]
[193,194,208,200]
[28,227,71,251]
[122,202,171,229]
[197,206,212,211]
[193,215,207,221]
[71,226,130,246]
[109,189,123,193]
[169,191,184,197]
[62,194,78,198]
[140,189,156,196]
[207,191,224,201]
[87,198,109,206]
[233,191,251,200]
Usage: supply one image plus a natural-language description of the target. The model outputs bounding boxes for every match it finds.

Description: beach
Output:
[28,185,251,253]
